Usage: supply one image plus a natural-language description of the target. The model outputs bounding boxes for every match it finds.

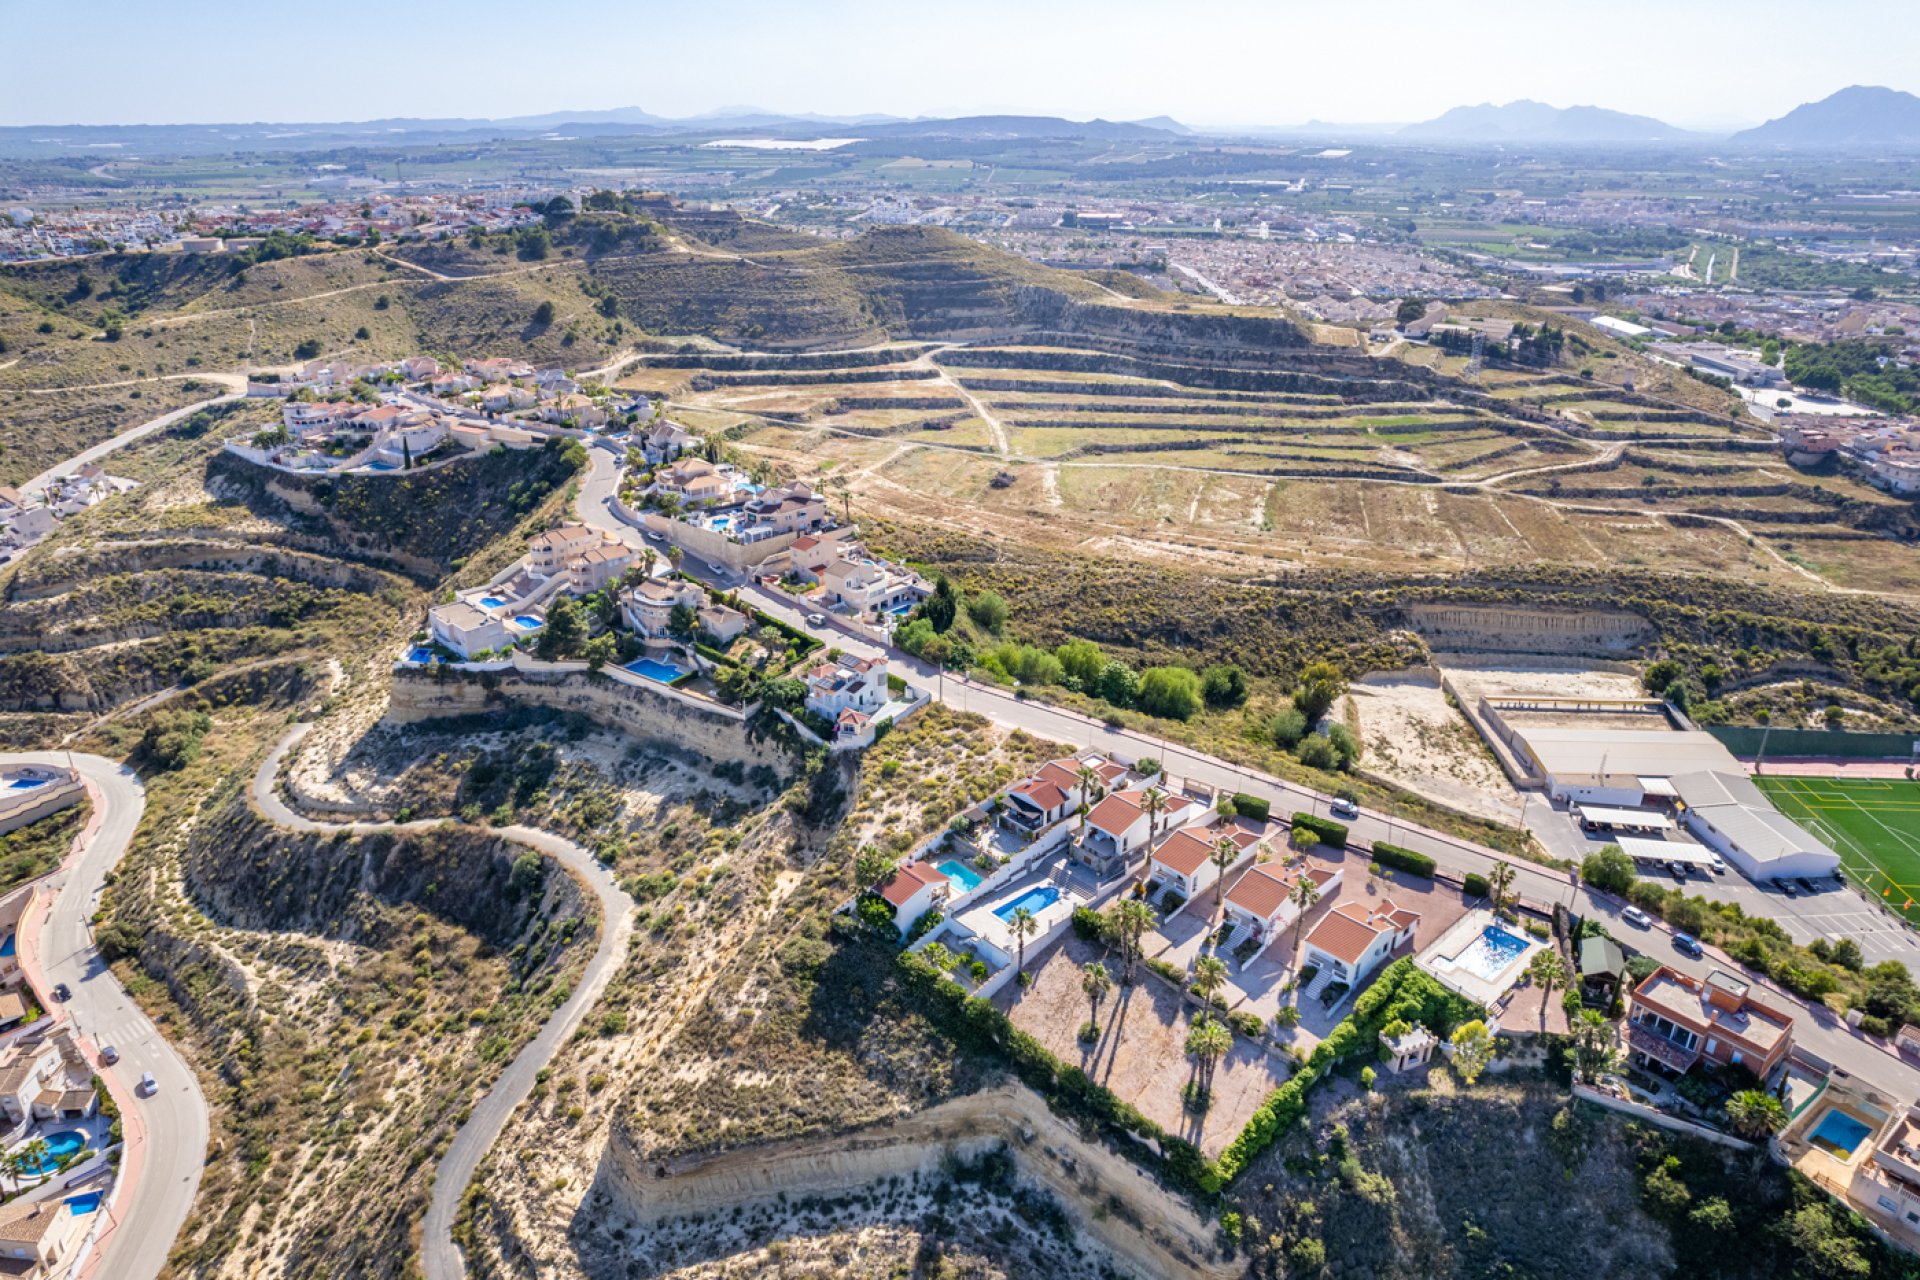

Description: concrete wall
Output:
[625,503,802,575]
[0,778,86,837]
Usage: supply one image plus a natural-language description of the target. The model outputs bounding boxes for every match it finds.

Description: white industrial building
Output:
[1513,726,1744,806]
[1670,771,1841,882]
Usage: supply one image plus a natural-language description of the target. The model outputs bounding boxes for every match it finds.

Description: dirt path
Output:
[250,724,637,1280]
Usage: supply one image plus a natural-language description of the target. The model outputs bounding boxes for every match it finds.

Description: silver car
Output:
[137,1072,158,1097]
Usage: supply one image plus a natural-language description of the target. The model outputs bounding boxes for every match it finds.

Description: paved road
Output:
[20,386,243,498]
[251,726,636,1280]
[572,449,1920,1097]
[6,752,208,1280]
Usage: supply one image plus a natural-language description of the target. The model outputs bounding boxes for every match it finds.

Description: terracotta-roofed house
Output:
[0,1195,82,1278]
[1223,860,1342,950]
[1074,786,1201,876]
[873,860,949,937]
[1000,758,1103,835]
[1302,899,1419,987]
[1148,817,1274,905]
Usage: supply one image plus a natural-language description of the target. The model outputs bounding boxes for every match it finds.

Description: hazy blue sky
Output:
[6,0,1915,129]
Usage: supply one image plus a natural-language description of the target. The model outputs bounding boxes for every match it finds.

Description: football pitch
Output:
[1757,775,1920,913]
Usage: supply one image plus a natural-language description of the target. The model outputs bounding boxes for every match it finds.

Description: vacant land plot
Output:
[1352,672,1522,824]
[1001,931,1288,1159]
[1757,776,1920,913]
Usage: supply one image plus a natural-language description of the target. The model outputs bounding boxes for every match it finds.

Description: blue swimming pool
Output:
[1445,925,1533,984]
[887,602,916,616]
[16,1130,86,1175]
[64,1191,102,1215]
[405,646,442,665]
[364,459,398,472]
[937,859,984,894]
[625,658,687,684]
[511,615,543,630]
[0,934,15,960]
[994,885,1061,921]
[1811,1108,1875,1158]
[479,595,507,609]
[7,778,46,790]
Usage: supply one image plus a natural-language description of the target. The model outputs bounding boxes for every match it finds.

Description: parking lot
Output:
[1531,796,1919,967]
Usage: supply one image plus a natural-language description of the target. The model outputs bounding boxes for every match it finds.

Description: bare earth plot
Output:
[1351,671,1522,825]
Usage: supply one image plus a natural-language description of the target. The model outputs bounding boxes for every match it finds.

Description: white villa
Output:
[620,578,705,638]
[1074,784,1204,877]
[820,554,930,619]
[1148,816,1276,906]
[639,419,701,464]
[802,654,887,720]
[874,860,949,937]
[0,1196,82,1280]
[428,601,514,659]
[1302,900,1420,989]
[1222,860,1342,953]
[0,1029,96,1127]
[999,756,1127,837]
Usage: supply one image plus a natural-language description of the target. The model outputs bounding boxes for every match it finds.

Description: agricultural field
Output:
[1758,776,1920,912]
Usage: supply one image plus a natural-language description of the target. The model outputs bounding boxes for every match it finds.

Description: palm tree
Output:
[1010,906,1038,977]
[1141,787,1169,847]
[1527,949,1568,1026]
[1186,1014,1233,1095]
[1111,899,1154,984]
[1487,861,1516,915]
[1210,835,1240,918]
[641,547,659,579]
[1288,870,1322,964]
[1192,955,1228,1009]
[15,1138,50,1186]
[1727,1089,1788,1140]
[1081,960,1113,1034]
[666,543,685,572]
[831,474,852,523]
[1076,762,1102,809]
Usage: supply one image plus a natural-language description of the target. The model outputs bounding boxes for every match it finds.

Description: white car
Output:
[806,613,827,628]
[137,1072,158,1097]
[98,1045,119,1066]
[1709,854,1727,875]
[1622,906,1653,929]
[1329,798,1360,820]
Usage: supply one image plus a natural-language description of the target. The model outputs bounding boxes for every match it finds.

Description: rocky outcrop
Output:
[387,667,786,769]
[586,1082,1235,1280]
[8,541,402,603]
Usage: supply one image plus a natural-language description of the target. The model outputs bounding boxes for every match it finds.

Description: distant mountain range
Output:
[0,108,1190,158]
[1396,100,1702,143]
[1732,85,1920,148]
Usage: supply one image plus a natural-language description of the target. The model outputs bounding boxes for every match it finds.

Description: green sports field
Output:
[1757,775,1920,913]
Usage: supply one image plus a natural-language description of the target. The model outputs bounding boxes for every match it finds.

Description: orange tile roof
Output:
[1085,792,1143,838]
[1305,899,1416,965]
[878,860,946,908]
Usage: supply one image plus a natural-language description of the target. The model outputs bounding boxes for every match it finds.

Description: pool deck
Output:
[1415,907,1547,1008]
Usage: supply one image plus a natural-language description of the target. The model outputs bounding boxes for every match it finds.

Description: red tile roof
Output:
[1305,899,1416,965]
[1086,791,1143,839]
[877,860,946,908]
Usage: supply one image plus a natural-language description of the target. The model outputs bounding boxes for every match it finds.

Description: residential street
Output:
[7,752,208,1280]
[575,446,1920,1100]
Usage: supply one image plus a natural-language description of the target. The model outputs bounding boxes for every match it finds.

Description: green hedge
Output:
[1462,872,1490,899]
[1231,793,1271,822]
[1214,958,1482,1184]
[694,641,740,668]
[1290,813,1349,849]
[1372,842,1436,878]
[896,951,1220,1193]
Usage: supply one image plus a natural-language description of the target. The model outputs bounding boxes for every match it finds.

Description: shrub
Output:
[1071,906,1108,943]
[1273,1004,1300,1029]
[1291,813,1349,849]
[1861,1013,1893,1040]
[1525,920,1550,939]
[1202,664,1248,709]
[1146,957,1185,985]
[1629,880,1669,913]
[1231,793,1270,822]
[1360,1065,1376,1091]
[1228,1010,1264,1038]
[1371,842,1435,877]
[1137,666,1203,720]
[1582,845,1637,896]
[1462,872,1490,899]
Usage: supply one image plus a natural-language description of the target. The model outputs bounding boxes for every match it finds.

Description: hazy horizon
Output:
[5,0,1917,132]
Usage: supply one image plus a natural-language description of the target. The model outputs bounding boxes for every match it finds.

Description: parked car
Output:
[1329,797,1360,820]
[98,1046,119,1066]
[805,613,827,628]
[52,983,70,1002]
[1623,906,1653,929]
[1709,854,1727,875]
[706,562,726,576]
[1668,861,1690,881]
[137,1072,157,1097]
[1798,877,1820,896]
[644,530,662,542]
[1673,932,1704,958]
[1779,879,1798,898]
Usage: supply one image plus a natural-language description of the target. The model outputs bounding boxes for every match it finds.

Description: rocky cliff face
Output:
[387,667,788,769]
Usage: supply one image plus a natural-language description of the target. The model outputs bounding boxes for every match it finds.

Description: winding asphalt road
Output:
[5,752,207,1280]
[250,725,636,1280]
